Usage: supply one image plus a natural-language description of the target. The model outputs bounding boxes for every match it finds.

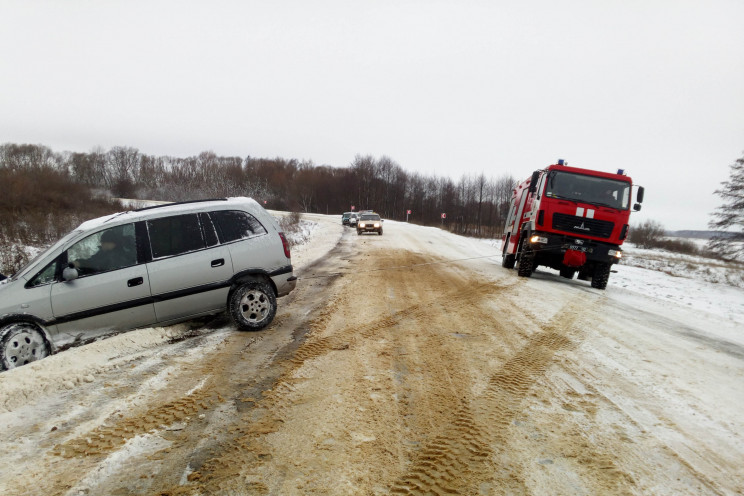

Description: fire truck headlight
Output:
[530,235,548,244]
[608,250,622,259]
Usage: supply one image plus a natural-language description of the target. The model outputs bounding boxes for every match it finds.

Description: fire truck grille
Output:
[552,213,614,238]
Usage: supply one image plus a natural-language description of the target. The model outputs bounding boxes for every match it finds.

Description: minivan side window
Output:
[28,259,59,287]
[147,214,205,259]
[67,224,137,276]
[211,210,267,243]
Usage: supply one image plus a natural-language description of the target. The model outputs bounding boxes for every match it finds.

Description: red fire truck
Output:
[501,159,644,289]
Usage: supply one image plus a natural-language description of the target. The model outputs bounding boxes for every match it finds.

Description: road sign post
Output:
[406,209,411,222]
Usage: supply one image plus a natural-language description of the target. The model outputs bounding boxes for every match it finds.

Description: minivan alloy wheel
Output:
[0,323,52,371]
[229,281,277,331]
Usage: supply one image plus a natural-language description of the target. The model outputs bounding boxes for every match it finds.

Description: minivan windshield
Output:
[544,171,631,210]
[10,230,82,281]
[10,229,83,280]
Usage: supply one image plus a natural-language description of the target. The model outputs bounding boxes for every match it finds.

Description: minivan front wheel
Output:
[229,281,277,331]
[0,323,52,371]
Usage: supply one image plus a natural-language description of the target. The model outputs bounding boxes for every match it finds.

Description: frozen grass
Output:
[480,238,744,289]
[621,243,744,289]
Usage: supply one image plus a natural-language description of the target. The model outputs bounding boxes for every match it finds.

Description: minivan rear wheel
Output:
[229,281,277,331]
[0,323,52,371]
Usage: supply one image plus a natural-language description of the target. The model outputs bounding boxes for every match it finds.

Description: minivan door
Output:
[145,213,233,323]
[51,223,156,338]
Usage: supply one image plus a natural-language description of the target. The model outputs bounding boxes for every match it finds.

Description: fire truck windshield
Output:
[545,171,631,210]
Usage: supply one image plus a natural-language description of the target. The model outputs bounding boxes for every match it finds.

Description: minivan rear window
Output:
[211,210,267,243]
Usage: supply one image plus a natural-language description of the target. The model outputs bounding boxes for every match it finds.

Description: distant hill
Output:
[668,230,736,240]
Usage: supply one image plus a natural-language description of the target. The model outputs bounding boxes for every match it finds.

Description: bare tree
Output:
[107,146,141,196]
[476,173,487,235]
[0,143,58,170]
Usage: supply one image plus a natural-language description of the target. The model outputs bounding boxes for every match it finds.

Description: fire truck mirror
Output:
[637,186,645,203]
[528,170,540,193]
[634,203,642,212]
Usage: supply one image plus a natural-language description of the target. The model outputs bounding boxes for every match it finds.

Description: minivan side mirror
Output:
[63,264,79,282]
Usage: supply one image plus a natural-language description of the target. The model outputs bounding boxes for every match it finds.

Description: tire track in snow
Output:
[171,252,517,494]
[388,306,577,495]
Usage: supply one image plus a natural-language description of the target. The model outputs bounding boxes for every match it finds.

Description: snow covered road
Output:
[1,214,742,495]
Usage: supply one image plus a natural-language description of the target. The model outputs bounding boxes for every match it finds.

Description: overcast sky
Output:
[2,1,743,230]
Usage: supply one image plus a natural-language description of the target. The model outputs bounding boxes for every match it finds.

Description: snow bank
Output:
[269,211,344,273]
[480,236,744,331]
[0,324,194,413]
[621,243,744,288]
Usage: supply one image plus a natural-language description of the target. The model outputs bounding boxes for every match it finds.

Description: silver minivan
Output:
[0,198,297,370]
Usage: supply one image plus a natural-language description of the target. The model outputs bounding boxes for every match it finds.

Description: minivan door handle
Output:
[211,258,225,268]
[127,277,144,287]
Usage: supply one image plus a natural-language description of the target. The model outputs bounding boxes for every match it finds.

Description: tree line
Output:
[2,142,742,271]
[0,142,517,238]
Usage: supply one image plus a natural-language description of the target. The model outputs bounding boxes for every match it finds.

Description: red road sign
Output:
[441,213,446,219]
[407,210,412,214]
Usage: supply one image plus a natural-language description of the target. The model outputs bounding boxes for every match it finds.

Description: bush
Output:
[629,219,704,256]
[654,238,700,256]
[1,167,120,238]
[0,240,32,276]
[0,166,122,274]
[629,220,666,249]
[278,212,303,247]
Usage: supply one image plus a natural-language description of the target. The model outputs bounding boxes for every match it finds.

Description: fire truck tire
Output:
[591,263,611,290]
[517,252,534,277]
[502,254,516,269]
[560,268,576,279]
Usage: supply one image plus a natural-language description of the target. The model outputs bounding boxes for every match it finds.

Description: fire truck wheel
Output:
[560,268,576,279]
[502,253,515,269]
[591,263,611,290]
[517,252,534,277]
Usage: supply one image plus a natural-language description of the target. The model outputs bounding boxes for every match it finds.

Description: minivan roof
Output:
[77,197,261,232]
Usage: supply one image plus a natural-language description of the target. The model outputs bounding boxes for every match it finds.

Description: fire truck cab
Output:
[502,160,644,289]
